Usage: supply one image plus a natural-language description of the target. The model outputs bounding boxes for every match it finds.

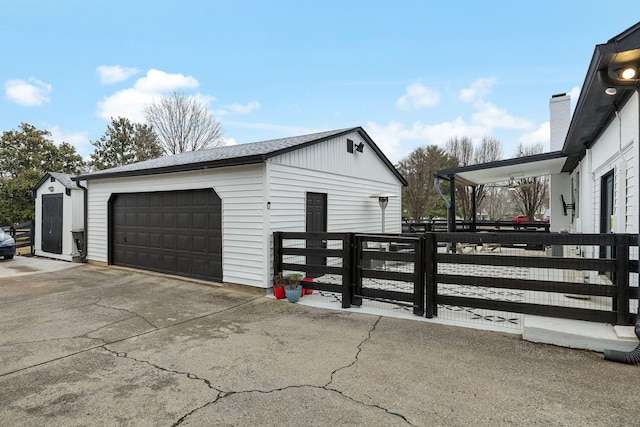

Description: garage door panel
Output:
[177,212,191,229]
[163,213,176,228]
[112,189,222,282]
[137,232,149,247]
[163,192,176,206]
[136,251,149,267]
[126,212,137,226]
[192,212,207,229]
[137,213,149,227]
[177,235,191,251]
[163,234,176,249]
[149,233,162,249]
[162,254,177,271]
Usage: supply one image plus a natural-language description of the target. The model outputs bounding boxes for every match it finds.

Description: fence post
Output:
[413,236,425,316]
[30,220,35,255]
[424,232,437,318]
[615,234,630,325]
[341,233,354,308]
[273,232,282,277]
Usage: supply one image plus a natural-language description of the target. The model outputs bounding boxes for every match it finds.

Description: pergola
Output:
[435,151,566,232]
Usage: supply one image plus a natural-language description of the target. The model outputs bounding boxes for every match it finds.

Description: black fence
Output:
[403,219,550,233]
[273,231,638,326]
[1,220,34,255]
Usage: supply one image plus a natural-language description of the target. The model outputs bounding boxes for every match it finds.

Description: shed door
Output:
[306,192,327,278]
[42,193,63,254]
[111,189,222,282]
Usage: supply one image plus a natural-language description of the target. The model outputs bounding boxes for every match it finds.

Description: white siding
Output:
[270,130,400,186]
[86,165,267,288]
[586,92,639,235]
[268,163,401,233]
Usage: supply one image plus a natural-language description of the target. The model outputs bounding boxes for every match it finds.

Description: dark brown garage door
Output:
[111,189,222,282]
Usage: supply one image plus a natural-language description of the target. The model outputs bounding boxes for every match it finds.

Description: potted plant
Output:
[272,273,287,299]
[284,273,303,303]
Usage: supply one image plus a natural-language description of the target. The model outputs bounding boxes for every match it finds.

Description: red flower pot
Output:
[274,287,286,299]
[302,277,314,295]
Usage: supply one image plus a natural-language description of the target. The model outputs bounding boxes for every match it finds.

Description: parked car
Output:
[511,215,528,224]
[0,228,16,259]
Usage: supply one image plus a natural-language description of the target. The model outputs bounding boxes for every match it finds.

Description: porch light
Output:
[370,193,396,233]
[620,66,637,80]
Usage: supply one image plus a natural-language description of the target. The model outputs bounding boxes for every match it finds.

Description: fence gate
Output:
[353,234,425,316]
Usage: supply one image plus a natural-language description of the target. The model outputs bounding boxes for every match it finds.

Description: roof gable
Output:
[75,127,407,185]
[33,172,78,192]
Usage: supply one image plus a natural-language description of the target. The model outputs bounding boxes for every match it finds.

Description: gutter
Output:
[74,179,89,263]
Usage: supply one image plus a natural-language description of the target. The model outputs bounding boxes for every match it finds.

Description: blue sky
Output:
[1,1,638,163]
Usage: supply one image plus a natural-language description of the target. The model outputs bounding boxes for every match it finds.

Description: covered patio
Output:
[435,150,567,232]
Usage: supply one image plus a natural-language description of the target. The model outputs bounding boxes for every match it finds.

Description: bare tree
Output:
[446,136,503,220]
[510,142,549,220]
[483,185,511,220]
[144,92,224,155]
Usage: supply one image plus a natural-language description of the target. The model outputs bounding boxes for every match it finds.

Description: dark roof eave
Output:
[73,155,267,181]
[435,151,565,179]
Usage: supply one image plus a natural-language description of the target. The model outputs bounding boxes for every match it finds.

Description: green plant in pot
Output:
[284,273,303,303]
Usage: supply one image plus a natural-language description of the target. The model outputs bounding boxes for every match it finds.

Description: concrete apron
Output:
[0,257,639,425]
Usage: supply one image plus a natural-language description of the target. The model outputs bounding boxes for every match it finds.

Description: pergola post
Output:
[448,174,456,232]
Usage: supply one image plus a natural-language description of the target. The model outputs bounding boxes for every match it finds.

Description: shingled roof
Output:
[34,172,79,192]
[75,126,407,185]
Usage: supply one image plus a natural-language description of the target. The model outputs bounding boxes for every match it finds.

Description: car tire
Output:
[5,255,13,260]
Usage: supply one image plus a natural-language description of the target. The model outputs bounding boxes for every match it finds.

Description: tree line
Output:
[0,92,224,225]
[398,137,549,222]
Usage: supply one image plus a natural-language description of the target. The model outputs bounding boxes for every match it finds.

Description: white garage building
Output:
[73,127,407,289]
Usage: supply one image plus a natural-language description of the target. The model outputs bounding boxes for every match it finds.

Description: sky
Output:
[1,1,638,164]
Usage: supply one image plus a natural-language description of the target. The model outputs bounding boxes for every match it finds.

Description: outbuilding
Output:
[73,127,407,289]
[33,172,85,261]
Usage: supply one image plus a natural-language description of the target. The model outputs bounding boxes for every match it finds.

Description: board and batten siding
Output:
[267,130,402,233]
[85,165,267,287]
[265,131,403,281]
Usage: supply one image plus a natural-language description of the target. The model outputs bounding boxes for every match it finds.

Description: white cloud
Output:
[367,118,488,162]
[4,78,51,106]
[223,137,237,146]
[49,126,92,158]
[133,69,198,93]
[226,101,261,114]
[96,69,201,122]
[518,121,550,147]
[459,78,496,103]
[396,82,440,110]
[96,65,141,84]
[471,101,533,130]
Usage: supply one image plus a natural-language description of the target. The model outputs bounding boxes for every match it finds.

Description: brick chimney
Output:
[549,93,571,151]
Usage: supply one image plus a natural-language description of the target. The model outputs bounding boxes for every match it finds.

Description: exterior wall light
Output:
[605,87,618,96]
[620,66,637,80]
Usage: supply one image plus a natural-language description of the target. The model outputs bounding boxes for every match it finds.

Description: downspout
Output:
[434,175,450,209]
[75,180,88,263]
[614,107,627,234]
[604,323,640,364]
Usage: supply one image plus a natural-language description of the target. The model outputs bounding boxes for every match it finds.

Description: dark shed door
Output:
[306,192,327,278]
[111,189,222,282]
[42,193,63,254]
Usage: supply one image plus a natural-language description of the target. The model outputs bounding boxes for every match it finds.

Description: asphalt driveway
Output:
[0,257,638,426]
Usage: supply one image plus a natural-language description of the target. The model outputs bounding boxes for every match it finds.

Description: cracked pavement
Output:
[0,257,638,426]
